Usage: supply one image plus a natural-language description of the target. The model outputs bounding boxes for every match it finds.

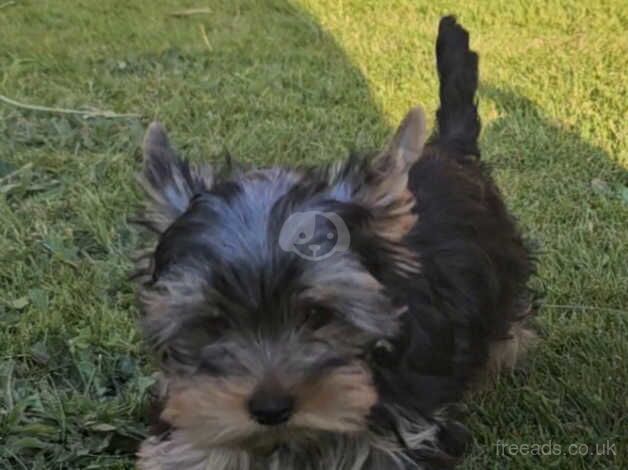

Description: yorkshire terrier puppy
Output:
[132,16,536,470]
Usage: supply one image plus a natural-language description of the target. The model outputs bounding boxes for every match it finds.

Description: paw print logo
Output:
[279,211,350,260]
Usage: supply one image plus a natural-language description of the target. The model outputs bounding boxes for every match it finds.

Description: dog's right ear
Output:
[138,122,213,233]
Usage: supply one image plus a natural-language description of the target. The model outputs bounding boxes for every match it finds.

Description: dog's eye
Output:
[303,306,334,330]
[205,316,229,332]
[370,339,394,364]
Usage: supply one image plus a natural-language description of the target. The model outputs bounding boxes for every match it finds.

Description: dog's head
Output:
[133,108,426,451]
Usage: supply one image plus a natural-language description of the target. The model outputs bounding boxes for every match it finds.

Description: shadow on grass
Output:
[463,85,626,470]
[480,84,626,307]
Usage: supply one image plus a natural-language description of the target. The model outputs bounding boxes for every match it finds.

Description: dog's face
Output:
[134,108,426,452]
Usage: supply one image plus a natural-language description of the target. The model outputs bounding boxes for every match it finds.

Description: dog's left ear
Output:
[364,106,426,208]
[348,107,426,243]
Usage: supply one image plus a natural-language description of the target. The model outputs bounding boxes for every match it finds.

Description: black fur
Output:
[432,15,481,157]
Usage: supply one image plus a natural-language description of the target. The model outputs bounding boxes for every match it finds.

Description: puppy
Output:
[132,16,536,470]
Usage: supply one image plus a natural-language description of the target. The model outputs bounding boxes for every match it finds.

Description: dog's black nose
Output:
[248,390,295,426]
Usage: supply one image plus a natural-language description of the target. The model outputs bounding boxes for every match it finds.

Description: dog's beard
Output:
[160,362,377,452]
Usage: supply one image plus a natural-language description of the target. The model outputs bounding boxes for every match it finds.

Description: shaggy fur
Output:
[132,16,537,470]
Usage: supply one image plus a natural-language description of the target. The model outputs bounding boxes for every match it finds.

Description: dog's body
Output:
[133,17,536,470]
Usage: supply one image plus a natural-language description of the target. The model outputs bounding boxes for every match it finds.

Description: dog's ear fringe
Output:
[325,108,426,275]
[326,107,426,265]
[362,106,426,209]
[134,122,214,235]
[128,123,215,286]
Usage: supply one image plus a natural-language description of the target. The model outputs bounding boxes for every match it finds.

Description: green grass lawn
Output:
[1,0,626,468]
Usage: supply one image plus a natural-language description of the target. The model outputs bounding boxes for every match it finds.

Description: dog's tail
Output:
[431,16,481,158]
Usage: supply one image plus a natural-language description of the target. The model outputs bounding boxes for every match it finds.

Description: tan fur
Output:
[369,197,417,242]
[340,108,426,269]
[292,363,377,433]
[365,107,426,210]
[160,377,258,448]
[152,363,376,454]
[137,376,440,470]
[486,320,537,377]
[357,165,421,256]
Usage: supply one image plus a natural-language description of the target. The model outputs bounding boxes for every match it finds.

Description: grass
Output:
[0,0,626,468]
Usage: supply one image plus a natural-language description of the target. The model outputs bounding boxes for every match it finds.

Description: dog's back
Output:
[363,21,538,467]
[404,16,536,383]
